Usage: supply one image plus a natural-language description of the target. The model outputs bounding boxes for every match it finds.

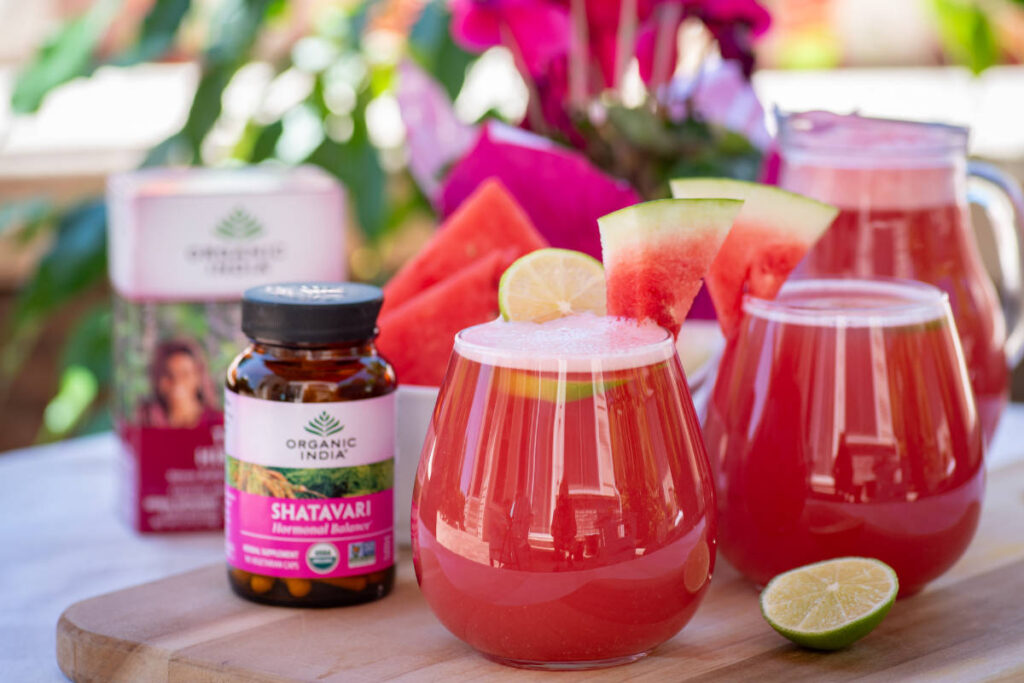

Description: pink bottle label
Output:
[224,392,396,578]
[225,488,393,577]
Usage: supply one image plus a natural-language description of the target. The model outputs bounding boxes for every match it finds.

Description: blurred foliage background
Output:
[1,0,1023,448]
[1,0,475,443]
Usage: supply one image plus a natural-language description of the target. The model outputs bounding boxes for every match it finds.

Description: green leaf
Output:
[141,134,193,167]
[0,197,54,243]
[170,0,279,162]
[112,0,192,66]
[233,120,284,162]
[408,1,475,100]
[207,0,277,64]
[49,303,114,435]
[60,304,113,389]
[307,122,387,237]
[931,0,999,74]
[12,199,107,329]
[348,0,375,40]
[181,63,238,162]
[40,365,99,440]
[74,408,114,436]
[11,0,121,113]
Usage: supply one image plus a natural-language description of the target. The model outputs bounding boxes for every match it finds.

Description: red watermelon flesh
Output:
[670,178,839,336]
[598,199,743,337]
[377,249,519,386]
[382,178,546,316]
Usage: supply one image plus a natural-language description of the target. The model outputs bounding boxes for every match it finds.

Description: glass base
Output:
[483,651,650,671]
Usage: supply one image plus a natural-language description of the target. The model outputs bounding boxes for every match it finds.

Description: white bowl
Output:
[395,384,439,547]
[393,325,725,548]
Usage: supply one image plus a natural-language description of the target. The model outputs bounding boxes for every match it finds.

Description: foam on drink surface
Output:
[455,313,674,371]
[779,111,965,209]
[743,279,951,328]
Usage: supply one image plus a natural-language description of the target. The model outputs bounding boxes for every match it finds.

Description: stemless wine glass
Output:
[412,314,717,670]
[703,278,984,598]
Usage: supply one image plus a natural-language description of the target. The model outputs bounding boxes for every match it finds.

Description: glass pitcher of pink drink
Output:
[778,111,1024,443]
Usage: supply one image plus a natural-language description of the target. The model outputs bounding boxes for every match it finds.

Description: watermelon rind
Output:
[598,198,744,335]
[597,198,744,254]
[668,178,838,244]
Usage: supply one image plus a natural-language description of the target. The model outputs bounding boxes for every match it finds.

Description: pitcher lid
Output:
[777,110,968,163]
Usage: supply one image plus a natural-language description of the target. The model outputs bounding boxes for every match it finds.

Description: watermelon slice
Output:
[670,178,839,335]
[377,249,519,386]
[598,199,743,337]
[382,179,546,316]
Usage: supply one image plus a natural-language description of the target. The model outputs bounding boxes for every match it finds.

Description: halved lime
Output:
[498,248,606,322]
[760,557,898,650]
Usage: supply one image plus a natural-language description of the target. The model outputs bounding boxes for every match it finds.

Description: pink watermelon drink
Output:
[779,114,1008,442]
[703,279,984,597]
[412,314,716,668]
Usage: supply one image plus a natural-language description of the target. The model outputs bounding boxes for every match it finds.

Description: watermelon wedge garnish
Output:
[598,199,743,337]
[381,178,547,316]
[670,178,839,335]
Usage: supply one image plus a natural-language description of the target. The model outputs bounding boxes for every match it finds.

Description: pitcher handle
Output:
[967,160,1024,369]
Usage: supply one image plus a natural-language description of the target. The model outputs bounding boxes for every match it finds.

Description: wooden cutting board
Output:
[58,462,1024,682]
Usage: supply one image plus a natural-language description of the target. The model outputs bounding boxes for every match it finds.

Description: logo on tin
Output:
[305,411,344,437]
[214,207,264,240]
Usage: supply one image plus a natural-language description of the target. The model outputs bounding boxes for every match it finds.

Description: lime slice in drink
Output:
[760,557,898,651]
[499,248,606,322]
[501,370,627,403]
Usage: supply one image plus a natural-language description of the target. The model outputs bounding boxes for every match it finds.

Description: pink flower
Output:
[690,0,771,76]
[698,0,771,37]
[396,60,476,200]
[439,122,642,258]
[680,59,771,149]
[557,0,660,89]
[450,0,571,74]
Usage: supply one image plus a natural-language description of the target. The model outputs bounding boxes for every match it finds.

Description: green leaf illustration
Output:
[304,411,344,437]
[214,207,264,240]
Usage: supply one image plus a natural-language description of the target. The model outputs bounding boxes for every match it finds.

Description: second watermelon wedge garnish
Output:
[669,178,839,335]
[598,199,743,337]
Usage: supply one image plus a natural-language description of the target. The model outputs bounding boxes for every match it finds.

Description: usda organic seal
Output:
[306,542,340,574]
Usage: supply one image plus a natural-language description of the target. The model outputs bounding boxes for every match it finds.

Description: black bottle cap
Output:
[242,282,383,345]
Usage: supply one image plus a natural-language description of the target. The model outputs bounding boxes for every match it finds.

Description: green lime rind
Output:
[668,177,839,216]
[502,370,627,402]
[759,557,898,651]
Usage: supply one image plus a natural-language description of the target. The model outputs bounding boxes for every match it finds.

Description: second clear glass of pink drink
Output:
[704,279,984,597]
[778,111,1024,442]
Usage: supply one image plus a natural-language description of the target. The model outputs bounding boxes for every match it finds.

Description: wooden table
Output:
[4,409,1024,681]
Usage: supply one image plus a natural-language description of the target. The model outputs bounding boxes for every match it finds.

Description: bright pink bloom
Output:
[691,0,771,76]
[396,60,476,200]
[439,122,641,258]
[699,0,770,36]
[449,0,571,74]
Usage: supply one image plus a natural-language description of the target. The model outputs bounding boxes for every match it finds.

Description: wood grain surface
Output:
[57,462,1024,682]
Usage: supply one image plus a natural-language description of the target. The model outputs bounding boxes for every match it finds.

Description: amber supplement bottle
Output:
[225,282,396,607]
